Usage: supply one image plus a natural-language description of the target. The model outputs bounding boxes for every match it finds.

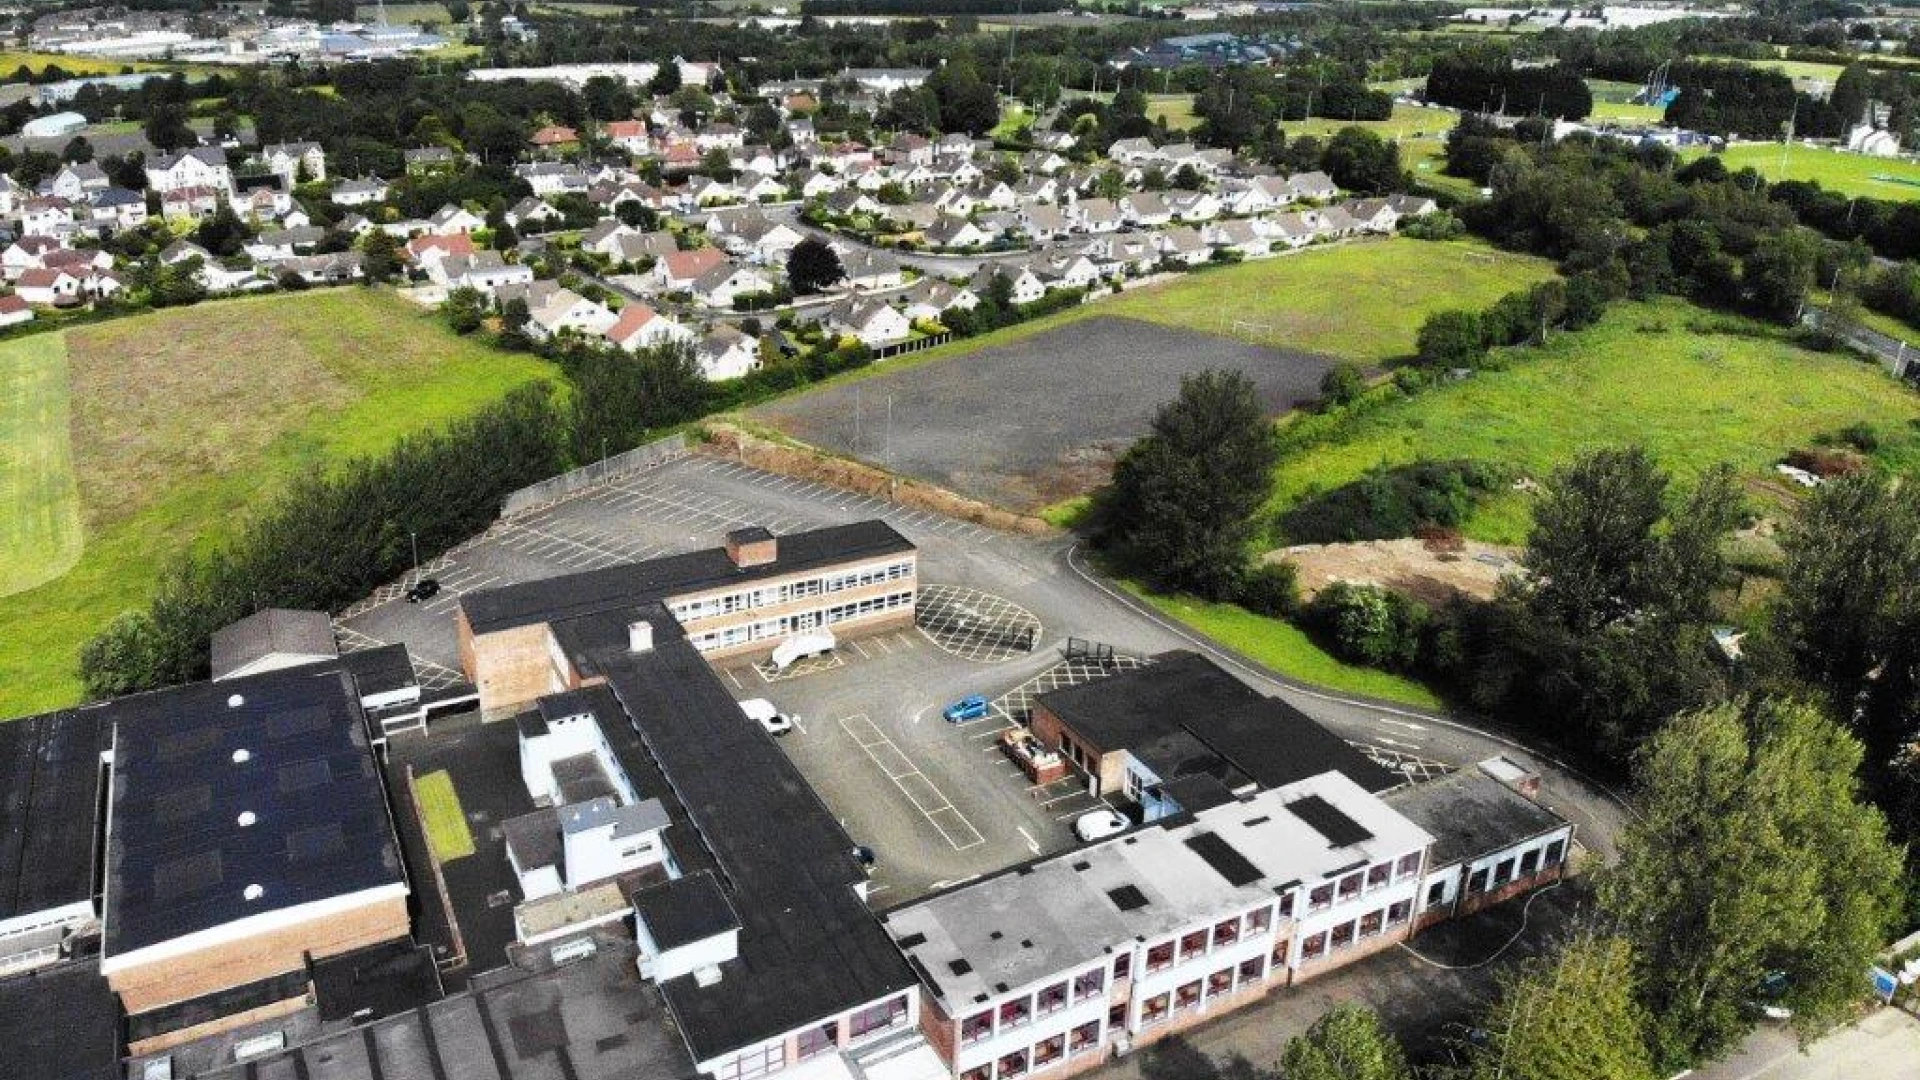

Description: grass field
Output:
[1586,79,1666,124]
[992,103,1033,140]
[0,50,185,77]
[355,2,452,20]
[1682,142,1920,201]
[1145,93,1197,131]
[414,770,476,862]
[1127,583,1445,708]
[1718,56,1845,89]
[1265,298,1920,546]
[0,289,557,716]
[0,335,80,598]
[1279,103,1458,142]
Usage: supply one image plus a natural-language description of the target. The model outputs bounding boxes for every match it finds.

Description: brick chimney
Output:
[724,527,777,569]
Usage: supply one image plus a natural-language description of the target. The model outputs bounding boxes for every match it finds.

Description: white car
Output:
[738,698,795,736]
[770,630,836,671]
[1074,808,1130,843]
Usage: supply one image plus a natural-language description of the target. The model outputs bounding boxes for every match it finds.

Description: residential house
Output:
[246,226,328,261]
[259,141,326,185]
[1387,193,1439,219]
[15,267,81,305]
[441,251,535,294]
[428,204,486,236]
[697,325,761,381]
[799,170,844,199]
[690,262,776,308]
[611,230,678,265]
[839,249,905,292]
[972,263,1045,305]
[526,286,617,340]
[530,124,579,150]
[825,296,911,347]
[519,162,590,197]
[899,278,978,322]
[1,237,61,280]
[1342,198,1401,234]
[331,177,389,206]
[404,146,458,174]
[823,189,881,217]
[1070,198,1121,234]
[158,240,212,267]
[160,185,222,220]
[1261,212,1317,250]
[406,233,476,274]
[269,251,364,285]
[48,162,108,202]
[1286,170,1339,201]
[693,124,745,151]
[230,181,294,222]
[1166,189,1222,223]
[506,196,564,230]
[1027,248,1101,291]
[20,197,74,237]
[1221,175,1294,216]
[603,303,696,351]
[0,293,33,327]
[86,187,148,232]
[1206,218,1270,258]
[651,247,728,294]
[1020,203,1071,243]
[145,147,233,196]
[606,119,650,155]
[925,215,991,250]
[1159,225,1211,266]
[1108,137,1159,166]
[1121,192,1173,228]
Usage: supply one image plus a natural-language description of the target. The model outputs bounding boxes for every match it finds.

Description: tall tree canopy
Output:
[1279,1003,1411,1080]
[1459,933,1657,1080]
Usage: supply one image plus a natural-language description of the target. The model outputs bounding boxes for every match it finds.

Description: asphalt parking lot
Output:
[344,450,1624,910]
[751,315,1335,510]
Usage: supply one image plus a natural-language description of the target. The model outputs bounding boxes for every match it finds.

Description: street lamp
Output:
[410,531,419,580]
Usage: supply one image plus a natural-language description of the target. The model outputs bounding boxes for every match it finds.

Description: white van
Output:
[770,630,836,672]
[739,698,795,736]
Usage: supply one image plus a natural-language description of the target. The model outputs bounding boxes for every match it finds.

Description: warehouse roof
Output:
[0,707,109,922]
[1385,769,1569,868]
[460,520,913,634]
[101,666,407,959]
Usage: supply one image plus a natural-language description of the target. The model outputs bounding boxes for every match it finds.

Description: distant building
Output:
[20,111,86,139]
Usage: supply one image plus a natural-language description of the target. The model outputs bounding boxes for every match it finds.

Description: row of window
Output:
[670,560,915,622]
[1139,955,1269,1029]
[1140,904,1275,976]
[1296,899,1413,963]
[961,967,1108,1045]
[709,995,910,1080]
[1460,837,1566,901]
[958,1019,1104,1080]
[685,590,915,652]
[1303,851,1423,914]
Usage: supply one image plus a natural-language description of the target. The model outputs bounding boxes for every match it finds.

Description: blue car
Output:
[943,695,990,723]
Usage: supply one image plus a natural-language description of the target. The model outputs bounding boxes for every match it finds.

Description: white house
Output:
[691,262,776,308]
[331,177,389,206]
[145,147,233,197]
[825,296,911,347]
[259,141,326,185]
[840,248,905,292]
[603,303,696,351]
[526,287,619,340]
[697,324,761,381]
[0,293,33,327]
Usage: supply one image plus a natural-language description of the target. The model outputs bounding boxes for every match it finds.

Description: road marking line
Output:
[1017,826,1040,854]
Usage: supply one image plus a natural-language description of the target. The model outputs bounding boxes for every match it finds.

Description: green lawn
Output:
[0,290,557,717]
[1586,81,1667,124]
[1682,142,1920,202]
[355,2,452,20]
[993,103,1034,141]
[0,50,190,77]
[1125,583,1445,709]
[1145,94,1197,132]
[0,335,80,598]
[1266,298,1920,546]
[1279,103,1458,142]
[414,770,476,862]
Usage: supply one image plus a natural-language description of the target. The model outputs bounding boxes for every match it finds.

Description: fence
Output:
[873,333,951,360]
[500,433,687,518]
[1803,307,1914,379]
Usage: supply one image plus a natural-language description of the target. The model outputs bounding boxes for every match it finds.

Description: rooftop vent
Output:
[236,811,257,827]
[629,620,654,654]
[227,694,245,708]
[231,748,251,765]
[693,965,724,988]
[243,883,264,901]
[724,526,777,569]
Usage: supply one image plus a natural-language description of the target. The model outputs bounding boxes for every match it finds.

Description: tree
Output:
[1279,1003,1410,1080]
[143,103,195,152]
[1321,127,1406,195]
[786,238,844,295]
[1744,229,1819,322]
[78,611,167,699]
[1599,699,1904,1069]
[1415,309,1486,369]
[61,136,92,163]
[1319,361,1365,406]
[1458,933,1657,1080]
[925,59,1000,136]
[444,286,488,334]
[360,229,403,283]
[1096,370,1278,599]
[648,60,682,97]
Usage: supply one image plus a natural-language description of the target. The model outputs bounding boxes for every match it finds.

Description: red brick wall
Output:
[1454,864,1564,919]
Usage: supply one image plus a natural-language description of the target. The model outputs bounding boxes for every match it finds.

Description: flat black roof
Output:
[594,634,918,1064]
[102,666,407,957]
[1185,831,1263,887]
[632,870,740,952]
[461,521,914,635]
[0,961,120,1080]
[1038,651,1399,794]
[1285,794,1374,849]
[1385,770,1569,868]
[310,939,443,1022]
[0,707,108,921]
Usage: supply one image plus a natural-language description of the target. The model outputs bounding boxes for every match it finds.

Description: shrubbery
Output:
[1302,582,1431,672]
[1277,460,1499,544]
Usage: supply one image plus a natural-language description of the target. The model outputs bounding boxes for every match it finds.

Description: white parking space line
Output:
[839,713,984,852]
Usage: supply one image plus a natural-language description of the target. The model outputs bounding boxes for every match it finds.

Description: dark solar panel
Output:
[1107,884,1150,912]
[153,850,222,903]
[1185,832,1263,887]
[277,759,332,793]
[152,785,212,825]
[896,933,926,950]
[947,959,972,976]
[1286,794,1374,848]
[154,727,219,763]
[286,823,346,862]
[266,705,331,742]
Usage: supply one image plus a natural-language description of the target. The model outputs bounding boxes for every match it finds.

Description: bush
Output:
[1401,211,1466,241]
[1277,460,1498,544]
[1415,309,1486,368]
[1319,362,1366,406]
[1233,560,1299,617]
[1305,582,1430,671]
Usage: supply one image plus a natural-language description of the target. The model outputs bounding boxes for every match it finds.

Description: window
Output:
[1246,905,1273,935]
[1270,939,1290,966]
[998,996,1031,1031]
[1113,952,1132,980]
[1308,884,1334,912]
[962,1068,991,1080]
[797,1021,838,1060]
[1426,881,1447,909]
[1387,899,1412,925]
[1145,942,1174,973]
[1278,892,1295,918]
[1174,980,1202,1012]
[1493,858,1515,887]
[1519,849,1540,877]
[1207,967,1234,997]
[1212,918,1240,947]
[1074,968,1104,1002]
[1109,1003,1127,1029]
[1238,955,1265,983]
[962,1011,993,1045]
[1397,852,1423,878]
[1032,1035,1064,1069]
[1179,930,1208,962]
[1337,873,1362,901]
[1365,862,1392,891]
[1300,933,1327,961]
[1037,982,1068,1016]
[997,1050,1029,1079]
[713,1044,784,1080]
[849,995,908,1040]
[1069,1021,1101,1055]
[1359,910,1384,938]
[1140,993,1170,1026]
[1466,868,1489,895]
[1330,922,1356,951]
[1544,839,1566,866]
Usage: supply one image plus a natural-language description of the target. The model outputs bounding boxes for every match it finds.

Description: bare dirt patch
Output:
[1271,538,1522,606]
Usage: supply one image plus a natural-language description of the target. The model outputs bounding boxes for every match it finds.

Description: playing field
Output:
[1265,298,1920,545]
[1278,103,1458,142]
[0,335,80,597]
[1683,142,1920,201]
[0,290,557,716]
[1586,79,1666,124]
[1145,94,1197,131]
[0,50,184,76]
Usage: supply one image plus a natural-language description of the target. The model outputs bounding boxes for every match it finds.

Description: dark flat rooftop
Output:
[311,940,444,1023]
[102,666,407,957]
[460,520,913,635]
[1385,770,1569,868]
[0,961,120,1080]
[631,870,740,952]
[1037,650,1260,751]
[595,632,918,1064]
[0,707,108,921]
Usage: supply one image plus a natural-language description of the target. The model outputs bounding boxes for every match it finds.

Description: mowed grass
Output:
[1682,142,1920,202]
[0,289,557,716]
[1278,103,1457,142]
[414,770,476,862]
[1125,583,1445,709]
[1266,298,1920,546]
[0,335,81,597]
[1096,239,1555,365]
[0,50,182,77]
[1146,93,1197,131]
[355,2,452,20]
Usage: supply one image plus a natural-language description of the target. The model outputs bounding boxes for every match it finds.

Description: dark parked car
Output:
[404,578,441,603]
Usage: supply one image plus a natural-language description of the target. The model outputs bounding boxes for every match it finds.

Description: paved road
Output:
[1689,1009,1920,1080]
